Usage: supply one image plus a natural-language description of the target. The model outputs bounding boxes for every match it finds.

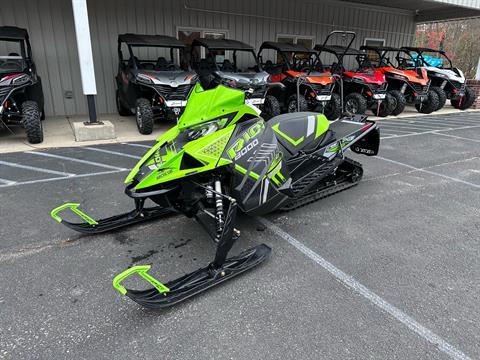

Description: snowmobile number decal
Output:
[227,122,264,160]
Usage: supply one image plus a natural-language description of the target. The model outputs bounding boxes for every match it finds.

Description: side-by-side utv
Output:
[257,41,341,120]
[401,47,476,111]
[316,33,393,117]
[190,38,281,120]
[360,45,439,115]
[116,34,198,134]
[0,26,44,143]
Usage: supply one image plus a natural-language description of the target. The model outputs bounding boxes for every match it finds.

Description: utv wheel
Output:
[22,101,43,144]
[323,93,342,120]
[372,94,394,117]
[388,90,406,116]
[431,86,447,111]
[415,90,439,114]
[135,98,154,135]
[344,93,367,115]
[287,94,308,113]
[451,86,476,110]
[262,95,281,120]
[116,89,132,116]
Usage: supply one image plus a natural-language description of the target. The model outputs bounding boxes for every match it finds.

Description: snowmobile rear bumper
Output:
[113,244,271,309]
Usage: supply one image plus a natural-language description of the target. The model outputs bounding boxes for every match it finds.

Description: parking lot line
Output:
[378,127,417,134]
[0,169,128,188]
[0,178,16,185]
[83,147,142,159]
[25,151,127,171]
[122,142,151,149]
[381,125,480,140]
[376,156,480,189]
[0,160,76,177]
[432,133,480,143]
[380,124,441,131]
[258,217,471,360]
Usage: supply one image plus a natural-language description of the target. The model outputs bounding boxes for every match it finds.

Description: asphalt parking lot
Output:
[0,111,479,359]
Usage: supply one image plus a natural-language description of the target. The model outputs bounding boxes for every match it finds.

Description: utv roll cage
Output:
[258,42,319,72]
[401,46,454,70]
[190,38,260,72]
[117,34,187,71]
[359,45,400,67]
[0,26,34,67]
[314,31,359,73]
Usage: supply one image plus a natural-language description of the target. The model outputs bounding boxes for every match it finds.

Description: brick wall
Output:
[467,79,480,109]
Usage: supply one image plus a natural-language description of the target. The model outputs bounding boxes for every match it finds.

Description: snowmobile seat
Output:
[268,112,332,155]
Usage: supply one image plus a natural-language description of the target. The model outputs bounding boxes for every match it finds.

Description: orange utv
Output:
[258,41,342,120]
[360,45,439,115]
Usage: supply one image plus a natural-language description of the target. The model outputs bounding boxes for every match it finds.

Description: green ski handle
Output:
[50,203,98,225]
[112,265,170,296]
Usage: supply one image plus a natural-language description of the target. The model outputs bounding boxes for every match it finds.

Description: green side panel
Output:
[192,129,232,162]
[112,265,169,296]
[178,83,246,130]
[315,114,330,138]
[271,123,304,146]
[50,203,98,225]
[234,164,260,180]
[124,126,180,184]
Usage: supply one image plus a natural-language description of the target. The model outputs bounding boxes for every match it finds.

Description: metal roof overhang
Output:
[340,0,480,22]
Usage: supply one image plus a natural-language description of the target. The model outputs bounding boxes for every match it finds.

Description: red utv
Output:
[315,32,393,117]
[360,45,439,115]
[258,41,342,120]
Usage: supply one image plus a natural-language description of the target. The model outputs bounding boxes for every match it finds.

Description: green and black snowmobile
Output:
[51,83,380,309]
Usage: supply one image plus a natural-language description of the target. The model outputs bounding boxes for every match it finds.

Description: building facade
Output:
[1,0,479,117]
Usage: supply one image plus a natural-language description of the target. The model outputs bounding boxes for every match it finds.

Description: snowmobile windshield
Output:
[0,55,26,74]
[177,83,246,131]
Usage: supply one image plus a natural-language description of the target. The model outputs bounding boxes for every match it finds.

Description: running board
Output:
[50,203,174,234]
[113,244,271,309]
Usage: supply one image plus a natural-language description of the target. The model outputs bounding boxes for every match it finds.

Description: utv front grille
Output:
[309,83,333,94]
[154,84,192,100]
[368,83,387,93]
[411,83,428,95]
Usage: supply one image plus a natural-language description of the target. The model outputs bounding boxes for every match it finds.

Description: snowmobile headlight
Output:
[186,118,227,140]
[12,74,30,85]
[136,73,154,84]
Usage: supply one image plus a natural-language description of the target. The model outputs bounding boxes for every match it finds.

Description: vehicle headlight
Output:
[185,117,228,140]
[136,73,154,84]
[352,76,365,83]
[12,74,30,85]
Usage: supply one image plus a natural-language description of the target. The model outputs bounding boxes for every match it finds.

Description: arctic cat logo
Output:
[352,146,374,155]
[227,122,264,160]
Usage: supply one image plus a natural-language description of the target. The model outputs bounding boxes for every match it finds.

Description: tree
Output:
[415,19,480,78]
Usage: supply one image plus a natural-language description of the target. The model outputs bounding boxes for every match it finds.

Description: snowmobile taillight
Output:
[360,123,373,131]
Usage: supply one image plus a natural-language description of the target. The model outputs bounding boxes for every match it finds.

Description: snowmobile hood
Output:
[136,70,197,85]
[379,67,429,85]
[285,70,334,85]
[343,70,385,85]
[125,83,261,188]
[424,67,465,83]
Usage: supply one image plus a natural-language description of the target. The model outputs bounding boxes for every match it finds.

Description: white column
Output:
[71,0,97,122]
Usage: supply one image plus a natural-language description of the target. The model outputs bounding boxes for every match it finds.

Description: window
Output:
[364,38,385,63]
[275,35,314,63]
[177,28,227,68]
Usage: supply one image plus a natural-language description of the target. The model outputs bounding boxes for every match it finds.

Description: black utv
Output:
[190,38,281,119]
[116,34,198,134]
[0,26,44,143]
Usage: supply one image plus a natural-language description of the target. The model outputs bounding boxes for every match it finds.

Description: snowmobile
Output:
[51,83,380,309]
[401,47,476,111]
[191,38,282,120]
[315,33,393,117]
